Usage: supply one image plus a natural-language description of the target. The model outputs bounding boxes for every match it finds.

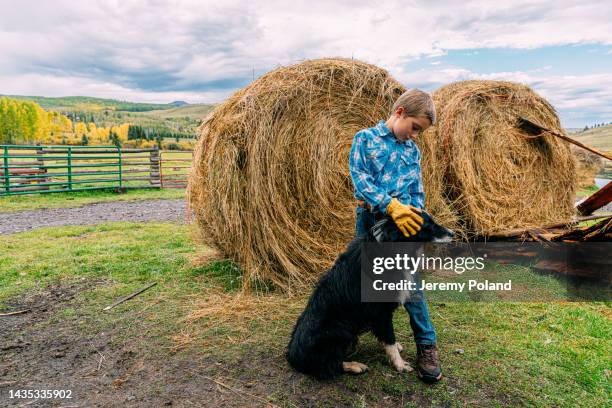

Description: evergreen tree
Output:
[109,130,122,148]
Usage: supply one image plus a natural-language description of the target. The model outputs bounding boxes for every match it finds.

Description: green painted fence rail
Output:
[0,144,161,196]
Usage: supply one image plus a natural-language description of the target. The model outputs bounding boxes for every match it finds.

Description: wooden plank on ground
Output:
[577,182,612,215]
[487,214,612,238]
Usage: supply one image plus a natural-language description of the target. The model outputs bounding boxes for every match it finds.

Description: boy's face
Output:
[389,107,431,142]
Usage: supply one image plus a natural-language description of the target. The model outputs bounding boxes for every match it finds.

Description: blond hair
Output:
[391,89,436,125]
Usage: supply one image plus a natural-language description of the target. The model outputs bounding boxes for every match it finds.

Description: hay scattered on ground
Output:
[188,59,577,291]
[172,290,305,352]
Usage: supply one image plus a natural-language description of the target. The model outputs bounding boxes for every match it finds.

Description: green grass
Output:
[0,222,610,407]
[0,187,185,212]
[576,184,600,198]
[573,125,612,152]
[0,223,191,301]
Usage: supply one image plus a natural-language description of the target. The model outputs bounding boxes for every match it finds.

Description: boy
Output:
[349,89,441,383]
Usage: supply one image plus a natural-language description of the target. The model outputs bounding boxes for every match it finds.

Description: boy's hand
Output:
[386,198,424,237]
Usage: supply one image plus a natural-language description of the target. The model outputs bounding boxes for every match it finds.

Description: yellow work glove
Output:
[386,198,424,237]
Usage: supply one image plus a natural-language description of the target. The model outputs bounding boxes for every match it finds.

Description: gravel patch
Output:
[0,199,187,235]
[595,201,612,213]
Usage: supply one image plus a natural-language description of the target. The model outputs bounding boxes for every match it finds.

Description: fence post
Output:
[36,144,49,190]
[67,146,72,190]
[3,146,9,193]
[150,146,161,187]
[118,146,123,189]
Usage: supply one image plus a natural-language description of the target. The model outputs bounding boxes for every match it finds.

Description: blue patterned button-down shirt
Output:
[349,120,424,214]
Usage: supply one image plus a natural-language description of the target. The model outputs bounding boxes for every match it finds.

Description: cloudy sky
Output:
[1,0,611,127]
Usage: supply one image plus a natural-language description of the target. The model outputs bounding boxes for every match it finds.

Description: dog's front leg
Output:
[372,315,413,373]
[383,343,413,373]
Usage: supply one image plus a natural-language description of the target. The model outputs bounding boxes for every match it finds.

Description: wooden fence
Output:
[0,145,193,196]
[160,150,194,188]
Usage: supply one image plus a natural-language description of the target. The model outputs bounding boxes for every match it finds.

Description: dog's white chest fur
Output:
[396,268,414,304]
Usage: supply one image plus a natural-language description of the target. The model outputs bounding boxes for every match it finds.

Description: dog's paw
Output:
[343,361,369,375]
[393,359,414,373]
[396,342,403,353]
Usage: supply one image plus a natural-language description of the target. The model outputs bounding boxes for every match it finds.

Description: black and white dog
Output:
[286,211,454,379]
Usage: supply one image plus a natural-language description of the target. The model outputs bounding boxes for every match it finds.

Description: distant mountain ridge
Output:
[1,94,191,112]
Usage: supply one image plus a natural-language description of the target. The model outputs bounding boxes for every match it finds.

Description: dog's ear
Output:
[369,217,400,242]
[418,209,432,222]
[370,219,386,242]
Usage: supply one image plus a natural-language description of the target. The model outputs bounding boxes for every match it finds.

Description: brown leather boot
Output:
[416,344,442,383]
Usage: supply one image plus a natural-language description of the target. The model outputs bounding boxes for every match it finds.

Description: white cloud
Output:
[0,0,610,125]
[0,73,231,104]
[397,67,612,127]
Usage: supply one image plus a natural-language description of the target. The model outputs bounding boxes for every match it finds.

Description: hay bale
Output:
[188,59,577,291]
[419,80,577,239]
[572,146,604,188]
[188,58,404,291]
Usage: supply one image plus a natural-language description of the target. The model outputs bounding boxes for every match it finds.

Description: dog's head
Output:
[367,211,454,243]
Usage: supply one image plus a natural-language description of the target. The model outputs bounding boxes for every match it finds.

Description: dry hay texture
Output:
[420,80,577,239]
[188,58,577,292]
[572,147,604,188]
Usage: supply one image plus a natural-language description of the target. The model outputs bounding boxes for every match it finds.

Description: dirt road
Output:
[0,199,187,235]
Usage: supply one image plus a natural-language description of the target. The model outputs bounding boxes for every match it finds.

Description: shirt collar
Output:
[376,120,415,147]
[376,120,393,137]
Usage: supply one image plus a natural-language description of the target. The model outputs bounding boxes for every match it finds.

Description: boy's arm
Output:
[349,131,393,214]
[406,145,425,209]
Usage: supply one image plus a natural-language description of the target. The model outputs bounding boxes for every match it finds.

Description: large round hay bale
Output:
[188,59,577,291]
[419,80,577,239]
[188,58,404,291]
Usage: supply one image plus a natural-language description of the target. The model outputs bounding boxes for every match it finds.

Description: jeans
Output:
[355,206,437,345]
